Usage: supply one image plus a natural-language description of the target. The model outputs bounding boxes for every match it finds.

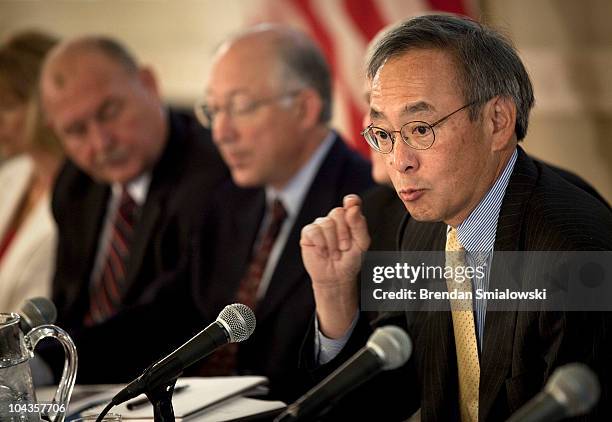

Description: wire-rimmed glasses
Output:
[194,91,301,128]
[361,101,477,153]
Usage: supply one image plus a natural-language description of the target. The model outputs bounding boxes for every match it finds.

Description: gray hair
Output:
[274,29,332,124]
[367,14,534,141]
[227,24,332,124]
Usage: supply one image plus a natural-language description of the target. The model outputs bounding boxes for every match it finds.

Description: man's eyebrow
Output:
[369,107,384,120]
[206,88,249,100]
[402,101,435,117]
[369,101,436,121]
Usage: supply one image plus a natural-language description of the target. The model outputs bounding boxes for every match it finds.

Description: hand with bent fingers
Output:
[300,194,371,338]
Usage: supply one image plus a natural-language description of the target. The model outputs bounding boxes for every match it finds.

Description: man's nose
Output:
[212,110,237,145]
[88,121,114,153]
[391,137,419,173]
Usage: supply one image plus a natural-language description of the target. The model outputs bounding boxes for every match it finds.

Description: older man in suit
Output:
[39,36,228,383]
[186,25,373,401]
[300,15,612,421]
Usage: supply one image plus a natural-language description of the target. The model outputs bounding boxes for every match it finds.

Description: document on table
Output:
[67,376,284,420]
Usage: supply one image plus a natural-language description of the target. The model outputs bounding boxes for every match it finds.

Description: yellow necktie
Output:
[446,227,480,422]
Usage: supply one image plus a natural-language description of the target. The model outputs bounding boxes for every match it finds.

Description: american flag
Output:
[249,0,477,156]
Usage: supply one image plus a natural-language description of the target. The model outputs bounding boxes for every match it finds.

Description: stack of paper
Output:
[38,376,286,421]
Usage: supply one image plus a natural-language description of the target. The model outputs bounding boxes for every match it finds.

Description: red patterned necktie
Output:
[85,188,138,325]
[236,198,288,310]
[197,198,287,376]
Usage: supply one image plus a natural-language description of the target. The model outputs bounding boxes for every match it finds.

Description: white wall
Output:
[0,0,254,104]
[483,0,612,203]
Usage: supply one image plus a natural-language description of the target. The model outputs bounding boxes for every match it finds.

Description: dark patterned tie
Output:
[236,198,288,310]
[197,198,287,376]
[85,188,138,325]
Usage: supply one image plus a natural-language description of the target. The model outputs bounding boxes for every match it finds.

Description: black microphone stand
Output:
[138,358,184,422]
[109,358,184,422]
[145,379,178,422]
[97,377,180,422]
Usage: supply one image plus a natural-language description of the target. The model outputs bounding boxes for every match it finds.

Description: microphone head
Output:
[545,363,600,416]
[366,325,412,370]
[19,297,57,332]
[216,303,256,343]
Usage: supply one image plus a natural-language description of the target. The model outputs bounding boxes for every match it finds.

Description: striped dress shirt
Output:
[452,148,517,350]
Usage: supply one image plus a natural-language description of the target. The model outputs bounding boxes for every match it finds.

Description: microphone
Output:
[18,297,57,332]
[276,325,412,421]
[506,363,600,422]
[111,303,256,406]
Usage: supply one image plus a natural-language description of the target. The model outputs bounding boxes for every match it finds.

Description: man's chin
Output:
[92,167,142,185]
[230,170,261,188]
[403,204,442,223]
[410,215,441,223]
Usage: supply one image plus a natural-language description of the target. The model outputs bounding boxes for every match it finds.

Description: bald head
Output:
[204,25,332,190]
[214,25,332,123]
[41,35,166,184]
[42,36,138,95]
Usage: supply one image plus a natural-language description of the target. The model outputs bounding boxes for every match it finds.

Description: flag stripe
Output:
[342,0,387,44]
[428,0,468,15]
[252,0,477,153]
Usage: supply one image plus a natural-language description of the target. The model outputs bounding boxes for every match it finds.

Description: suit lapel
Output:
[201,188,265,321]
[255,186,331,324]
[228,190,266,303]
[124,192,163,289]
[66,180,109,315]
[122,113,188,296]
[122,161,170,296]
[400,219,460,419]
[256,137,350,325]
[479,148,538,419]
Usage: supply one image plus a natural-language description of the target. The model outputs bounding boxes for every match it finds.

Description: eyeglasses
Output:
[361,101,478,153]
[194,91,300,128]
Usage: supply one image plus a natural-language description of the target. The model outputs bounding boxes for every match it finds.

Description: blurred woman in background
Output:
[0,31,62,312]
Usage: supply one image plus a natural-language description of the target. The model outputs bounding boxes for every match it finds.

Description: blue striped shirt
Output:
[317,149,518,363]
[450,148,517,350]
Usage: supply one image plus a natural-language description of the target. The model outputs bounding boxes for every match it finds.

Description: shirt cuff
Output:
[314,311,360,365]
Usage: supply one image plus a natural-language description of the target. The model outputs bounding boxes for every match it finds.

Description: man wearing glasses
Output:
[300,14,612,421]
[188,25,373,401]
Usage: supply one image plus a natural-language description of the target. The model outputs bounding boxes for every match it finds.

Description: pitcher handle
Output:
[27,324,78,422]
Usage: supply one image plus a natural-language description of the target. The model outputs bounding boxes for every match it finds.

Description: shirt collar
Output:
[265,130,335,217]
[111,173,152,206]
[451,148,518,253]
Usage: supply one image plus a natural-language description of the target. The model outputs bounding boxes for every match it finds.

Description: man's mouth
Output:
[224,151,250,167]
[96,149,129,167]
[398,188,426,202]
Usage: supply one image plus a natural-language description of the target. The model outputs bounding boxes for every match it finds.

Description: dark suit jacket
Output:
[302,147,612,421]
[190,135,374,402]
[540,160,610,210]
[48,109,229,383]
[360,159,608,254]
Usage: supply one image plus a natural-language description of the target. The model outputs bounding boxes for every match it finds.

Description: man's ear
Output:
[295,88,323,130]
[484,96,517,151]
[138,66,160,98]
